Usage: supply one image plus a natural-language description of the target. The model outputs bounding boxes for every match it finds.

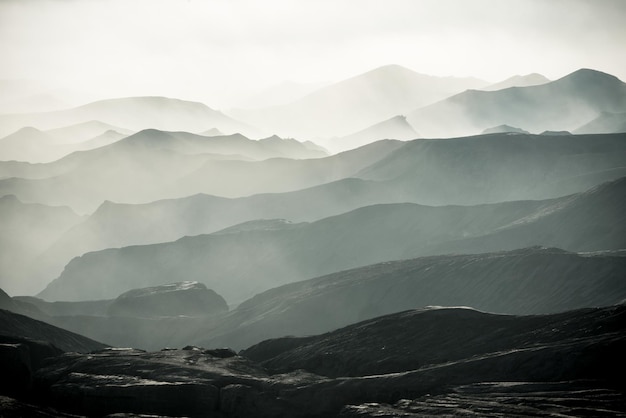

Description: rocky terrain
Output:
[0,304,622,417]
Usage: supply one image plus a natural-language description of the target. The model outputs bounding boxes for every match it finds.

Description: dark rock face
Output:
[33,347,317,418]
[339,382,626,417]
[0,395,82,418]
[107,281,228,318]
[21,305,625,417]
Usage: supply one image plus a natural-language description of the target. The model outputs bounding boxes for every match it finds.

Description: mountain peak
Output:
[558,68,623,84]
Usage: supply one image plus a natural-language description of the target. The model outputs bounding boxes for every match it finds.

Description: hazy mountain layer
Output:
[0,129,332,212]
[407,69,626,137]
[38,175,626,305]
[36,199,553,303]
[574,111,626,134]
[35,178,410,285]
[481,73,550,91]
[330,115,419,152]
[231,64,487,138]
[355,132,626,205]
[0,196,84,295]
[0,96,257,138]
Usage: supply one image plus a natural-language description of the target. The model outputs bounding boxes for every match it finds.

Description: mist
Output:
[1,1,626,417]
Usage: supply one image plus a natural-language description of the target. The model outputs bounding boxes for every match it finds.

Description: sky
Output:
[1,0,625,109]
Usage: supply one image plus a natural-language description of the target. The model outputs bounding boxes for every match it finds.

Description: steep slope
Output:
[0,96,257,138]
[0,195,84,296]
[331,115,419,152]
[38,176,626,304]
[407,69,626,137]
[481,73,550,91]
[200,248,626,350]
[574,111,626,134]
[231,64,487,138]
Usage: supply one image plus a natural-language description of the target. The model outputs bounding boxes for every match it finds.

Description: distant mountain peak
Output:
[558,68,623,84]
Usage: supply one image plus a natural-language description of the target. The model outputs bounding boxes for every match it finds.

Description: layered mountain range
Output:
[1,64,625,417]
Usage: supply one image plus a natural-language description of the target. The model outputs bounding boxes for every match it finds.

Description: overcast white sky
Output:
[1,0,625,108]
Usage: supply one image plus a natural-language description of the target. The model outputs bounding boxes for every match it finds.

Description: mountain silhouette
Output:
[407,69,626,137]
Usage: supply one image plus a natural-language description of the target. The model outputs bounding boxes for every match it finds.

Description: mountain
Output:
[481,73,550,91]
[407,69,626,137]
[0,123,132,163]
[330,115,419,152]
[107,281,228,318]
[0,129,332,212]
[200,247,626,350]
[434,177,626,254]
[44,120,133,143]
[481,124,529,134]
[0,195,84,296]
[230,64,488,138]
[574,111,626,134]
[38,176,626,305]
[0,96,258,138]
[355,132,626,205]
[32,177,412,285]
[0,127,61,162]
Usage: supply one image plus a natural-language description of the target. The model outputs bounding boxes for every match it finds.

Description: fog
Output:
[1,0,625,109]
[1,2,626,415]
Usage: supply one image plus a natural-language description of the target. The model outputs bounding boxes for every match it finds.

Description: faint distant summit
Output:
[482,73,550,91]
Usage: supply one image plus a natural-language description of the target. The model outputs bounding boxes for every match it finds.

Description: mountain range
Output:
[407,68,626,137]
[0,96,257,138]
[230,64,488,138]
[37,176,626,305]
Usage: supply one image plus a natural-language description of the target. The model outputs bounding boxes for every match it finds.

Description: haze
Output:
[1,0,625,108]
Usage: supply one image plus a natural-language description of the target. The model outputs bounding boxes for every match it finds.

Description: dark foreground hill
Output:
[3,304,623,417]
